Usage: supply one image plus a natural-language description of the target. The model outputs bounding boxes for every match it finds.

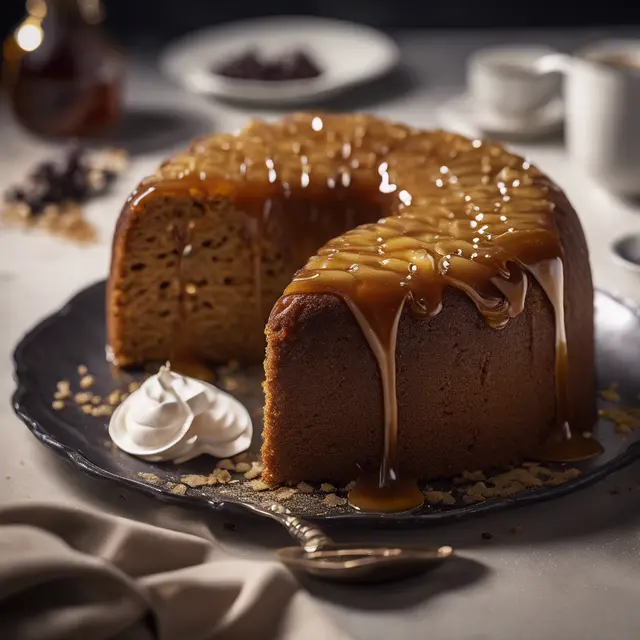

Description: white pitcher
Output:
[537,40,640,196]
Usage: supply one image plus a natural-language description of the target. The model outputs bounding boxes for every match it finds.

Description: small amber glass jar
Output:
[3,0,125,139]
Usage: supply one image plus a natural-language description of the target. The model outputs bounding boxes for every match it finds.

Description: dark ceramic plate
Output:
[12,281,640,527]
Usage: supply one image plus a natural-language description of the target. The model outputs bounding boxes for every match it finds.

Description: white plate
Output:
[158,16,401,106]
[437,93,564,140]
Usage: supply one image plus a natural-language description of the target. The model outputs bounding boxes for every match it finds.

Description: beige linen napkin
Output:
[0,502,350,640]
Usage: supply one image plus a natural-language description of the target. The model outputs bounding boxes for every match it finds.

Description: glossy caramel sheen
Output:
[283,119,560,326]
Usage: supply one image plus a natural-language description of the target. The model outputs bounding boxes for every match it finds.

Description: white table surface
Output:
[2,28,640,640]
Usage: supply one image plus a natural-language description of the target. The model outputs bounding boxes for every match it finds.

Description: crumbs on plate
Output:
[2,147,127,244]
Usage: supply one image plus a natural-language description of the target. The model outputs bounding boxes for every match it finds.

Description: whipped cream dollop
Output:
[108,365,252,463]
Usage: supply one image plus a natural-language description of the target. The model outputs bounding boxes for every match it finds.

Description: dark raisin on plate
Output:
[215,49,322,81]
[3,146,127,218]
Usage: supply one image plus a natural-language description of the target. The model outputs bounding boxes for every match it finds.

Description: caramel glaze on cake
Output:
[259,114,600,507]
[107,116,389,370]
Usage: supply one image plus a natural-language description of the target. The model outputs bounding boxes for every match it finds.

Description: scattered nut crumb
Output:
[2,201,96,243]
[137,472,161,485]
[544,468,581,486]
[51,400,65,410]
[221,376,239,391]
[462,470,486,482]
[180,474,211,488]
[80,404,92,414]
[56,380,71,397]
[494,468,543,489]
[107,391,121,406]
[235,462,251,473]
[323,493,347,507]
[466,481,491,498]
[274,487,297,501]
[211,469,232,484]
[74,392,92,404]
[425,490,456,505]
[599,383,621,403]
[78,365,88,376]
[522,464,554,479]
[90,405,113,417]
[244,461,263,480]
[128,381,141,393]
[453,469,487,485]
[234,451,258,465]
[91,395,102,405]
[216,458,236,471]
[171,483,187,495]
[249,479,270,491]
[600,407,640,433]
[297,481,314,494]
[320,483,336,492]
[455,462,580,503]
[79,375,95,389]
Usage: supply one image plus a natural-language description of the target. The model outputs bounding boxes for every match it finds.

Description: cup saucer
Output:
[437,93,564,139]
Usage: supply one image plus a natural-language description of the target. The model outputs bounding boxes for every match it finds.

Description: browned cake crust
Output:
[261,131,595,486]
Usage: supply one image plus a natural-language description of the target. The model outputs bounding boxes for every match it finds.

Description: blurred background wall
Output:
[1,0,640,49]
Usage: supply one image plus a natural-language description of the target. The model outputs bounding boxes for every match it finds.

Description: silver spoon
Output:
[263,503,453,584]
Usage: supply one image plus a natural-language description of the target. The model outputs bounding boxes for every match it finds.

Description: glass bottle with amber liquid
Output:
[3,0,124,139]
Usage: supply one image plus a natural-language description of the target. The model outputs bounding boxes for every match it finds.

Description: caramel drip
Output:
[348,475,424,513]
[344,296,405,487]
[527,259,568,428]
[526,259,604,462]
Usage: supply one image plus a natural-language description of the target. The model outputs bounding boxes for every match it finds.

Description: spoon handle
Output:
[266,503,334,552]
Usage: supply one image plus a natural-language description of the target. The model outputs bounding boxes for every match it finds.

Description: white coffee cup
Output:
[468,45,561,121]
[536,40,640,195]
